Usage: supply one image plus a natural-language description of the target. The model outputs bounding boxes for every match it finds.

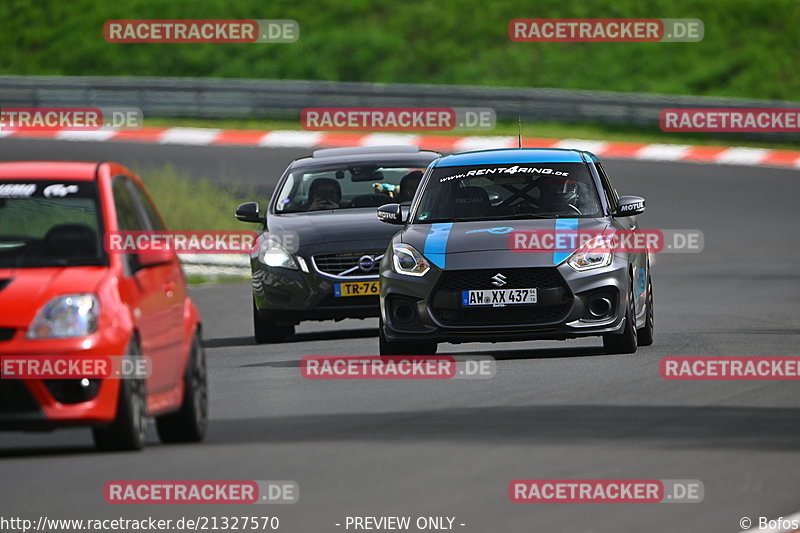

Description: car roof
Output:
[435,148,594,167]
[0,161,100,181]
[290,146,440,170]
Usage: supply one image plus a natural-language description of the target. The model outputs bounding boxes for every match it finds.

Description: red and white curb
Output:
[2,127,799,169]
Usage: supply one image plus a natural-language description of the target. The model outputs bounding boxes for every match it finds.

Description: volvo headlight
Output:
[567,236,613,271]
[27,294,99,339]
[258,239,298,269]
[392,243,431,277]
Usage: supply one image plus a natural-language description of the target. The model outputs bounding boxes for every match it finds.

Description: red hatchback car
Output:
[0,161,207,451]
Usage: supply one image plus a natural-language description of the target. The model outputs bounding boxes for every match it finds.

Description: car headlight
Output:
[258,239,298,269]
[27,294,100,339]
[567,236,613,271]
[391,243,431,277]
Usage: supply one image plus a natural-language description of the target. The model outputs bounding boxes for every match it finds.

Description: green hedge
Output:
[1,0,798,99]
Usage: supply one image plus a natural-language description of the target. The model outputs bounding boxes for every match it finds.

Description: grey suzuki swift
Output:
[376,148,654,356]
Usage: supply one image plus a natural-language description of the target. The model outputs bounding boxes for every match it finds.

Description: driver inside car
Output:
[536,175,581,213]
[305,177,342,210]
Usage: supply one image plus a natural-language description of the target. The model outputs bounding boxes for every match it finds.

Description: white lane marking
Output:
[716,147,770,166]
[359,133,420,146]
[554,138,608,153]
[635,144,690,160]
[259,130,323,147]
[159,127,221,145]
[54,130,118,141]
[453,136,516,151]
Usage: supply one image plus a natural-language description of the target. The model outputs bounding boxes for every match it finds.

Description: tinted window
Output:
[113,178,146,231]
[0,180,104,267]
[413,162,603,223]
[128,181,166,231]
[595,162,618,211]
[275,162,429,212]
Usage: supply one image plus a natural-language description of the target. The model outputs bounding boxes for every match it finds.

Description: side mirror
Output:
[614,196,646,217]
[235,202,262,223]
[377,203,404,225]
[137,250,174,268]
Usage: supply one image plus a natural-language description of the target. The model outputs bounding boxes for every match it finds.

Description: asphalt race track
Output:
[1,138,799,533]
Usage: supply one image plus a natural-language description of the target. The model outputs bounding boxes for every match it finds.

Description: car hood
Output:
[400,218,612,269]
[267,209,402,247]
[0,266,108,327]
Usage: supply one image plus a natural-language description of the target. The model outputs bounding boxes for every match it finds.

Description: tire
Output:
[602,278,638,355]
[637,277,654,346]
[92,337,147,451]
[379,319,437,356]
[156,332,208,443]
[253,301,294,343]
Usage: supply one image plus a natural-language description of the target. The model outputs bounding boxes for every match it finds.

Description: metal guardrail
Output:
[1,75,799,139]
[178,254,249,278]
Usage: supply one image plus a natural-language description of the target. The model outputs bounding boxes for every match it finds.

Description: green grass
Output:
[146,117,800,151]
[1,0,799,100]
[134,166,255,284]
[185,274,248,286]
[135,165,256,231]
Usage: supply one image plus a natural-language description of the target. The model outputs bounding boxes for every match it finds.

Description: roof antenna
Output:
[517,115,522,148]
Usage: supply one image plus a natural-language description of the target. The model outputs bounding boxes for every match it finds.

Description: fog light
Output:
[392,303,416,324]
[588,297,612,318]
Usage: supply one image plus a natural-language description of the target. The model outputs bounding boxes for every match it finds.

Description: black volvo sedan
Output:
[235,145,439,343]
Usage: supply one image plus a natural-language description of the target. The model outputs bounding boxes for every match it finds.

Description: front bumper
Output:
[380,256,630,344]
[251,257,381,324]
[0,328,129,430]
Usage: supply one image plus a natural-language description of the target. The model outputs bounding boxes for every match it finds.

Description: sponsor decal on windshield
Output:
[440,166,570,183]
[0,183,37,198]
[43,184,79,198]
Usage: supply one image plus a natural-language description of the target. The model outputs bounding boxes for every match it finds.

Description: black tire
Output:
[602,278,638,355]
[155,332,208,443]
[92,337,147,451]
[253,301,294,343]
[379,320,437,356]
[637,277,654,346]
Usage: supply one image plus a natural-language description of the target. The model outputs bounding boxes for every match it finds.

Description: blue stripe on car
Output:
[553,218,579,264]
[424,223,453,269]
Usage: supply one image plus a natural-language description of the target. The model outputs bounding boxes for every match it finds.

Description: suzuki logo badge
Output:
[491,273,507,287]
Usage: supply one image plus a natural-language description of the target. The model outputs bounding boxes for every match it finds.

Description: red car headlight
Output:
[27,294,100,339]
